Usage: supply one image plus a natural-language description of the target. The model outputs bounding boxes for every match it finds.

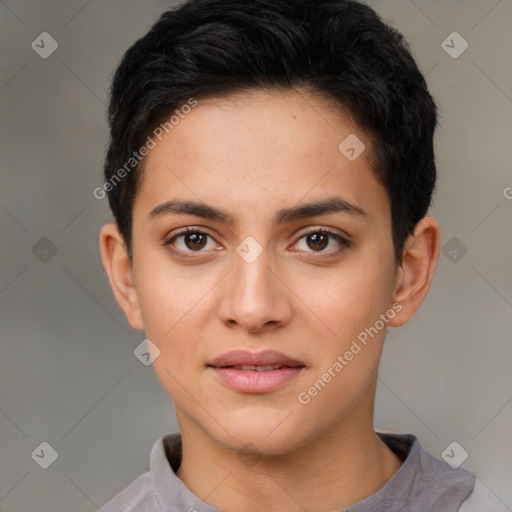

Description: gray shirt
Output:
[100,431,476,511]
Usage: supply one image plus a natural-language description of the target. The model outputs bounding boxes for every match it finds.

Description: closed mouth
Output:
[213,364,304,371]
[208,349,306,369]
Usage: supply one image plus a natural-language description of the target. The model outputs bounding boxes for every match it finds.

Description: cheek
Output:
[293,261,391,338]
[134,253,213,339]
[134,260,218,375]
[296,270,390,415]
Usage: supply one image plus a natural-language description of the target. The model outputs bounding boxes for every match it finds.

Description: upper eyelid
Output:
[296,226,350,240]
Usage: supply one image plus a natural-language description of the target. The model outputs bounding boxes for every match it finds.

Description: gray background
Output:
[1,1,511,510]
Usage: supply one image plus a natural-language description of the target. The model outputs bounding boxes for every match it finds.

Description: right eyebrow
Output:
[149,200,232,224]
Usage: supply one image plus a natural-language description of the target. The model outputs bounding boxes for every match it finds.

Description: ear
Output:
[388,216,441,327]
[99,223,144,331]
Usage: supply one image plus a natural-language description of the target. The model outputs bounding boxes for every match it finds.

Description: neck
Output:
[175,412,403,512]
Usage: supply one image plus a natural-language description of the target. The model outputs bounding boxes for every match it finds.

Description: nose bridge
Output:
[233,241,275,310]
[236,247,272,299]
[218,238,291,331]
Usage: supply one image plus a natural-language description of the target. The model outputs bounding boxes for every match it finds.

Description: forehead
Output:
[134,89,388,224]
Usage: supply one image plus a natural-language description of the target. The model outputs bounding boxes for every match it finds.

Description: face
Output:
[123,89,403,454]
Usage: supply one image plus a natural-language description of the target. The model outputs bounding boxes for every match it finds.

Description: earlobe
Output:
[99,223,144,331]
[388,216,441,327]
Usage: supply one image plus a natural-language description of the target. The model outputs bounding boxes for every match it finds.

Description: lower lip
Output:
[209,366,305,393]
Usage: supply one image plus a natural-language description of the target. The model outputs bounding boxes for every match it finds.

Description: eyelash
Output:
[163,226,351,258]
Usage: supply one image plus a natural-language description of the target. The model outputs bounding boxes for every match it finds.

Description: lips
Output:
[207,350,306,393]
[208,349,305,369]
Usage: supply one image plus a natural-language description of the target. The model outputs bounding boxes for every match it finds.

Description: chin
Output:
[216,419,306,456]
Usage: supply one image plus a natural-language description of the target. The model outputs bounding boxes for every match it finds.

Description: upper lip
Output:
[208,350,305,368]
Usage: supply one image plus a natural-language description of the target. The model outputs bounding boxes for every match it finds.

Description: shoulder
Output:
[100,471,161,512]
[100,431,185,512]
[368,433,476,511]
[458,478,511,512]
[378,432,476,493]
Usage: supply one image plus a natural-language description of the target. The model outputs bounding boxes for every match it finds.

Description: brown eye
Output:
[164,228,217,253]
[293,229,351,255]
[184,232,207,250]
[306,232,329,251]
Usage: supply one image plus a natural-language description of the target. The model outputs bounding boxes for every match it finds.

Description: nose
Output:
[216,243,293,334]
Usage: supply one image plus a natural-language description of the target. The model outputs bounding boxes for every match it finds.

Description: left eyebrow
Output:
[274,196,368,224]
[148,196,368,225]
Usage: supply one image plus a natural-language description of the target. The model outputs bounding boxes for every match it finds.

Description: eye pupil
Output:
[307,233,328,251]
[186,232,207,250]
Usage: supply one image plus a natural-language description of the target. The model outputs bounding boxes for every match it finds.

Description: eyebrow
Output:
[148,196,368,225]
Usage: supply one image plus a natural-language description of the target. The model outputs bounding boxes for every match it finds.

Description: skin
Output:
[100,88,440,512]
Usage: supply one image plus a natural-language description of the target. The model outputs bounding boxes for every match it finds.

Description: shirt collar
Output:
[149,431,474,512]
